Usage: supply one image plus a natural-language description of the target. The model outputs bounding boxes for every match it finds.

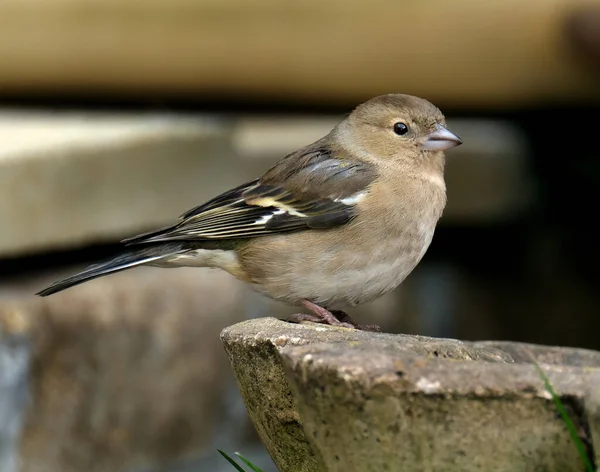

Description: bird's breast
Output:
[237,186,443,308]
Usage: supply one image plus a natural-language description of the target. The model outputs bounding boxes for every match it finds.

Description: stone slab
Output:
[0,267,247,472]
[0,110,233,256]
[221,318,600,472]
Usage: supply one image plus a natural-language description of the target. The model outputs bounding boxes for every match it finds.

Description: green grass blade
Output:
[534,363,595,472]
[235,452,264,472]
[217,449,249,472]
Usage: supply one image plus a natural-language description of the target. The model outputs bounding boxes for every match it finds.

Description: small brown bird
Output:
[37,94,462,331]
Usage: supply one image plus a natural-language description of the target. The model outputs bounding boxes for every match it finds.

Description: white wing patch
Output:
[253,191,366,226]
[246,197,307,217]
[335,191,367,205]
[253,209,286,225]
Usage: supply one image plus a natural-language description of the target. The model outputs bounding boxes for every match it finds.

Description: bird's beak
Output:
[423,124,463,151]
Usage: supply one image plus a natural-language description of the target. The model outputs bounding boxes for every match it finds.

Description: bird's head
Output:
[338,94,462,169]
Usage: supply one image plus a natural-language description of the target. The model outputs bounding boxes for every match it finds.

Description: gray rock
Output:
[221,317,600,472]
[0,267,251,472]
[0,326,30,472]
[0,111,234,257]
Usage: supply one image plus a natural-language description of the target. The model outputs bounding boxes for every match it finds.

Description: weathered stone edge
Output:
[221,317,600,470]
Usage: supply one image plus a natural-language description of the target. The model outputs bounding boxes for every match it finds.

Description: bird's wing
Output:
[124,146,376,244]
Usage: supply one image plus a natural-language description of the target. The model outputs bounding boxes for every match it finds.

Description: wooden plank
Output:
[0,0,598,108]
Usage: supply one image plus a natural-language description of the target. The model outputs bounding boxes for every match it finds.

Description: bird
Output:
[37,94,462,331]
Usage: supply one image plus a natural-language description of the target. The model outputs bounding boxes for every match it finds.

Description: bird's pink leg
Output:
[287,300,382,331]
[287,300,355,329]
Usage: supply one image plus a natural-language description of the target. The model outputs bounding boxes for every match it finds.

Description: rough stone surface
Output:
[584,376,600,468]
[219,320,323,472]
[221,318,600,472]
[0,325,29,472]
[0,111,234,256]
[0,267,247,472]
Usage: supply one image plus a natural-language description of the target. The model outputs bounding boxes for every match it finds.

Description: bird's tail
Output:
[36,243,186,297]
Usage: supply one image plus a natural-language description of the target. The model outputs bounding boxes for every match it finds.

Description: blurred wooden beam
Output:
[0,0,599,109]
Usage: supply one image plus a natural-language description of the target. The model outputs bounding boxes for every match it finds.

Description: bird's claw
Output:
[287,312,355,329]
[284,300,383,332]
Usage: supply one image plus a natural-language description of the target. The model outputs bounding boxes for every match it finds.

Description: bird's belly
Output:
[242,223,436,308]
[296,252,419,308]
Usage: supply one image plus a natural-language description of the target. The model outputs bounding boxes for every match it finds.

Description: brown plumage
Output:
[37,94,462,331]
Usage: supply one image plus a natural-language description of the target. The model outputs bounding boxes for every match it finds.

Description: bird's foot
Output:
[287,312,355,329]
[330,310,383,332]
[287,300,354,329]
[286,300,382,332]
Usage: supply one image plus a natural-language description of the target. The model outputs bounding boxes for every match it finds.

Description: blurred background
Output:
[0,0,599,471]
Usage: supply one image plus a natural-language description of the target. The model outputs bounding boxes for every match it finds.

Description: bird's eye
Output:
[393,122,409,136]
